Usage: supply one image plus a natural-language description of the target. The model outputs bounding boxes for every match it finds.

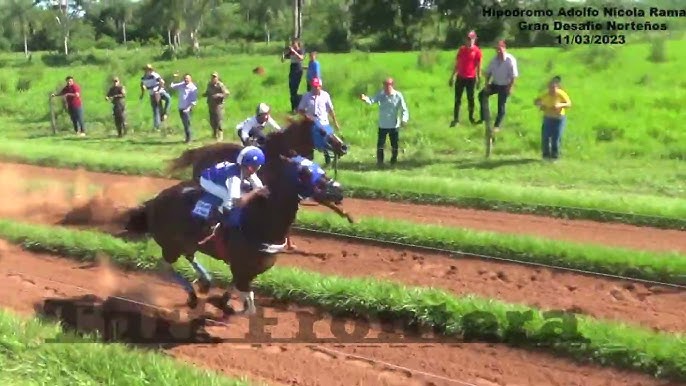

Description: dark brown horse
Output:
[123,153,345,317]
[166,115,354,245]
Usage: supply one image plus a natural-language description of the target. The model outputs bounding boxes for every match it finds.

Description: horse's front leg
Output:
[316,199,355,223]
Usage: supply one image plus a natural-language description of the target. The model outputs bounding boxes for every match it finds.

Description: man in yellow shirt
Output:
[534,76,571,160]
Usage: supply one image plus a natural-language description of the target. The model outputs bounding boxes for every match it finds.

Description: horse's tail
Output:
[165,146,204,176]
[123,203,149,235]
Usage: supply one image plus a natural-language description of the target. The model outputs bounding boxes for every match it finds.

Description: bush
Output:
[649,38,667,63]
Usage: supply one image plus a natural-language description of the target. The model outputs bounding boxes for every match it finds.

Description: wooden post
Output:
[293,0,303,39]
[48,93,57,135]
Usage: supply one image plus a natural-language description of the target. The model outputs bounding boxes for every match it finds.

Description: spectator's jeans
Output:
[454,77,476,122]
[541,115,566,159]
[289,65,303,112]
[150,90,171,129]
[479,84,509,128]
[67,106,85,133]
[377,128,399,164]
[179,109,192,143]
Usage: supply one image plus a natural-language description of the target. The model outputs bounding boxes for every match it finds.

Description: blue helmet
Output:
[237,146,265,168]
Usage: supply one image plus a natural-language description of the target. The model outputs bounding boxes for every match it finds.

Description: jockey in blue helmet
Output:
[198,146,266,227]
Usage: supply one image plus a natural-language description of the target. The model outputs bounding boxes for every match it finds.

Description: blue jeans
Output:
[179,109,192,143]
[68,106,85,133]
[479,84,509,128]
[541,116,566,159]
[150,91,171,129]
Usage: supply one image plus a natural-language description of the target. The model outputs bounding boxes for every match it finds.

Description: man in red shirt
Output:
[51,76,85,136]
[448,30,482,127]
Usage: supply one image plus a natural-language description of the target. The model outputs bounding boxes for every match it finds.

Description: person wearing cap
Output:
[51,76,86,136]
[281,37,305,113]
[306,51,321,92]
[478,40,519,134]
[534,76,571,161]
[170,73,198,144]
[449,30,482,127]
[105,77,127,137]
[203,72,230,141]
[139,64,172,130]
[297,77,341,165]
[235,102,282,147]
[359,77,409,166]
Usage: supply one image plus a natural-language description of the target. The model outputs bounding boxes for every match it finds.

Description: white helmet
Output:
[256,103,270,115]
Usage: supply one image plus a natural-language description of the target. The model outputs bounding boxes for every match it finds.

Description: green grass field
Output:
[0,309,252,386]
[0,41,684,226]
[0,219,685,381]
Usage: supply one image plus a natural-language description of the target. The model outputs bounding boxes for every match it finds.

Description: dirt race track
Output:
[0,162,684,386]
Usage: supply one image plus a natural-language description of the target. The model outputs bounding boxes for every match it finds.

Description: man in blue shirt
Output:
[359,78,409,167]
[306,51,321,92]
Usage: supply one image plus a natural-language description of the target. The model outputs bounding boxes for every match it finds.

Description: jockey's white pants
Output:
[199,176,233,212]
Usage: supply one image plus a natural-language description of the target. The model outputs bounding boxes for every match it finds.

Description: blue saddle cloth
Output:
[191,192,243,228]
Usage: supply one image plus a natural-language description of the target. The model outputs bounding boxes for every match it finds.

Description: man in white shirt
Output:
[139,64,172,130]
[170,73,198,144]
[478,40,519,133]
[235,103,282,146]
[297,77,341,165]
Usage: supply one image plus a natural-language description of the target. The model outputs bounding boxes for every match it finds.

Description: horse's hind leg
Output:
[162,249,200,308]
[185,253,212,294]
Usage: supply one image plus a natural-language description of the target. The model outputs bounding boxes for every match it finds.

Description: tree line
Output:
[0,0,681,59]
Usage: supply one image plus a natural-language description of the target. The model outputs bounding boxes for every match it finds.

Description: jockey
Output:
[198,146,266,227]
[236,102,282,147]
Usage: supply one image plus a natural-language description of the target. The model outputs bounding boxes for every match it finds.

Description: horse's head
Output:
[278,154,344,205]
[281,116,348,160]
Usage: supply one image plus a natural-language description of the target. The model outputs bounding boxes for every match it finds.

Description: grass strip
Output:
[0,139,684,230]
[0,309,252,386]
[0,219,685,380]
[293,211,686,285]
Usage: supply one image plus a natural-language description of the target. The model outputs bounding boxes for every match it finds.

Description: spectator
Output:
[297,77,341,165]
[281,38,305,113]
[449,30,482,127]
[479,40,519,134]
[139,64,172,130]
[170,73,198,144]
[203,72,230,141]
[51,76,85,136]
[534,76,571,161]
[306,51,321,92]
[359,77,409,167]
[105,77,127,137]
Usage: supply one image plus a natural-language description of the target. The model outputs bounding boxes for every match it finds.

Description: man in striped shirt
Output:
[359,78,409,166]
[479,40,519,133]
[139,64,172,130]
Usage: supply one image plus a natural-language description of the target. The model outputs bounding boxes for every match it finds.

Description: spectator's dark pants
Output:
[113,105,126,137]
[479,84,510,128]
[67,106,85,133]
[179,109,192,143]
[454,77,476,123]
[208,104,224,139]
[288,64,303,112]
[377,127,399,165]
[541,115,566,159]
[150,91,171,129]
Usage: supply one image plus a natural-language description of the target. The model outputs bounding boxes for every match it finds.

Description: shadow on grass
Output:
[337,158,439,172]
[453,157,540,170]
